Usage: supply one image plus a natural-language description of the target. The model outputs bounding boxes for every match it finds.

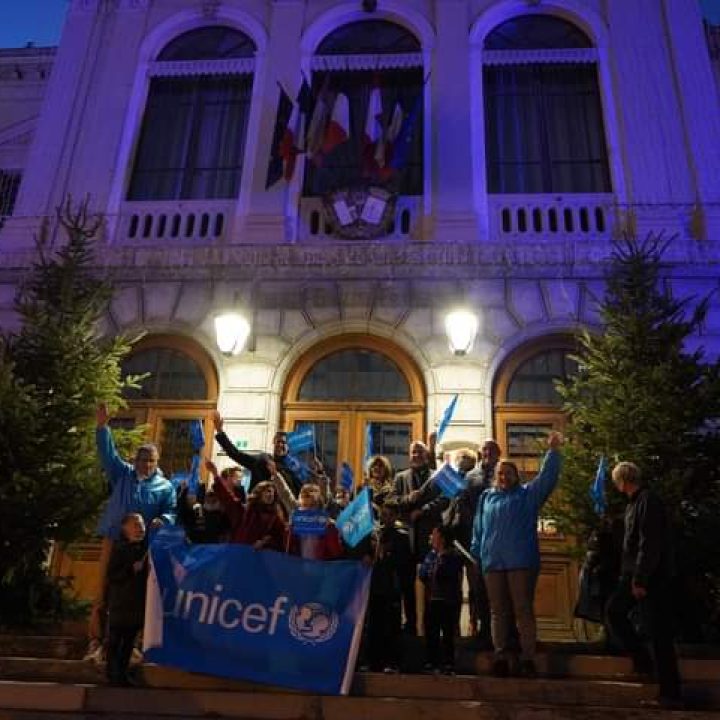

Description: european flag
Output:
[590,456,608,515]
[337,487,374,547]
[436,394,458,443]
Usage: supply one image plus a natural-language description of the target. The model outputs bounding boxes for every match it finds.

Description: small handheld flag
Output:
[287,425,315,454]
[436,394,458,443]
[590,456,608,515]
[291,509,328,536]
[433,463,468,498]
[337,487,374,547]
[340,462,354,492]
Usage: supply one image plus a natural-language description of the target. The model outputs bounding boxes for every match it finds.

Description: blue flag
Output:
[436,394,458,443]
[145,541,371,695]
[189,419,205,451]
[283,454,311,483]
[187,455,201,496]
[433,464,468,498]
[390,89,423,171]
[337,487,374,548]
[291,509,329,536]
[590,456,608,515]
[287,425,315,454]
[340,462,354,492]
[364,423,374,467]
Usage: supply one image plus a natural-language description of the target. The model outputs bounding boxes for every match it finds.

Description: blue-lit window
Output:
[128,26,255,201]
[484,15,610,194]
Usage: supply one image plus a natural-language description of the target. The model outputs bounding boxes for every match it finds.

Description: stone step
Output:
[0,658,718,711]
[0,635,84,660]
[0,681,719,720]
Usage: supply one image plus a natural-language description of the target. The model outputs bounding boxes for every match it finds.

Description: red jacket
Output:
[214,479,287,551]
[288,522,343,560]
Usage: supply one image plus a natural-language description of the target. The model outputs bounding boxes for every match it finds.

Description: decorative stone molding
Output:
[482,48,598,65]
[148,58,255,77]
[311,53,424,71]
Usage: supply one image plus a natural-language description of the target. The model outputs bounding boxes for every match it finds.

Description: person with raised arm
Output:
[471,432,563,678]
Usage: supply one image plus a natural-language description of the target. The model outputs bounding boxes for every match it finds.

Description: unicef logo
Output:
[288,603,339,645]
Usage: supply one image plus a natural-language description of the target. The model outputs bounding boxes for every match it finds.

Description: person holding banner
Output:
[471,432,563,678]
[207,461,287,551]
[86,404,176,664]
[287,483,343,560]
[105,513,148,686]
[212,411,304,497]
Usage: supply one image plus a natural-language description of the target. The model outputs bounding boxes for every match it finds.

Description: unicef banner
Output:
[143,532,371,695]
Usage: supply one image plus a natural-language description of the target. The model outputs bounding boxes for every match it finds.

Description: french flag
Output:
[377,102,404,178]
[320,92,350,155]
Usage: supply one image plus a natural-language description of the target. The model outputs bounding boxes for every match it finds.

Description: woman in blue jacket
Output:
[470,432,562,678]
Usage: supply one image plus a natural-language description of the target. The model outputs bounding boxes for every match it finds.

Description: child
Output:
[105,513,148,686]
[287,483,342,560]
[366,499,413,672]
[419,525,464,674]
[207,460,286,551]
[177,482,230,543]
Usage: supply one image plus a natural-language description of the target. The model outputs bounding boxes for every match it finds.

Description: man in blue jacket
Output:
[85,403,176,663]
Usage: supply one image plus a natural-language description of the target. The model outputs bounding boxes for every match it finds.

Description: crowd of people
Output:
[85,404,682,709]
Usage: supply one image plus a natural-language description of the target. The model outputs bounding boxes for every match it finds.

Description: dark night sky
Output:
[0,0,718,50]
[1,0,68,49]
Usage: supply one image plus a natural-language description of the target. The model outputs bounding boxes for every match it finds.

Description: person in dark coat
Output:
[393,440,445,634]
[366,499,413,672]
[211,410,304,497]
[606,461,682,709]
[105,513,148,686]
[419,525,464,674]
[456,440,500,646]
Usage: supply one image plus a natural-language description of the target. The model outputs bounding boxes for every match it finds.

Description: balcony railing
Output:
[488,194,614,240]
[115,200,234,244]
[298,195,422,241]
[0,170,21,224]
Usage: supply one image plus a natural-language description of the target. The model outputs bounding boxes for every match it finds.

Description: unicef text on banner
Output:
[144,535,371,695]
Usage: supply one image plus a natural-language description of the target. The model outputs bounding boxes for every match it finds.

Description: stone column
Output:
[8,0,105,246]
[241,0,305,244]
[661,0,720,238]
[431,0,477,243]
[606,0,695,236]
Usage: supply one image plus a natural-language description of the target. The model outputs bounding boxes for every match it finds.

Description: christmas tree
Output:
[546,234,720,641]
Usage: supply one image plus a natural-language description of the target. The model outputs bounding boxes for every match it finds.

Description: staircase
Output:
[0,635,718,719]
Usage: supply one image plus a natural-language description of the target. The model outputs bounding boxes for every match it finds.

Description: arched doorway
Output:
[493,335,578,476]
[116,334,219,483]
[282,334,425,483]
[492,335,582,641]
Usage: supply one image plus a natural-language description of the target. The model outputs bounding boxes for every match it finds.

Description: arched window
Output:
[493,337,578,465]
[118,335,218,480]
[483,15,610,194]
[282,335,425,482]
[304,20,424,197]
[298,348,412,401]
[127,26,256,201]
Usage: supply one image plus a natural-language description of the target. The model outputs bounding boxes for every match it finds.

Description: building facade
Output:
[1,0,720,638]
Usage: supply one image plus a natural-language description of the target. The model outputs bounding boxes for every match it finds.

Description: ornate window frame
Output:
[469,1,627,235]
[299,3,435,221]
[107,7,268,235]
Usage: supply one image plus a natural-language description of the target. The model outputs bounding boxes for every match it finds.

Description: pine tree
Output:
[545,234,720,640]
[0,198,140,625]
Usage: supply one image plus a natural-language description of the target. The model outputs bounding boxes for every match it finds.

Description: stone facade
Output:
[1,0,720,453]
